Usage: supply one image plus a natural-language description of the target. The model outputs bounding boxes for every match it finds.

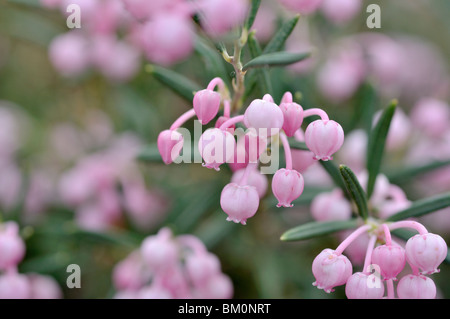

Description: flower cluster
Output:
[0,221,62,299]
[312,221,447,299]
[113,227,233,299]
[157,77,345,225]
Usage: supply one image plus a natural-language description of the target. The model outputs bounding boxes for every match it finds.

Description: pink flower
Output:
[371,245,406,280]
[397,274,437,299]
[345,272,385,299]
[311,190,352,221]
[291,149,316,173]
[410,98,450,138]
[113,252,147,291]
[157,129,184,165]
[199,0,248,37]
[231,167,268,198]
[279,0,323,14]
[185,252,221,287]
[305,120,344,161]
[27,274,63,299]
[140,228,179,272]
[0,222,26,271]
[312,249,353,293]
[0,272,31,299]
[193,89,221,125]
[320,0,362,25]
[405,233,447,275]
[279,102,304,137]
[244,99,284,136]
[220,183,260,225]
[272,169,304,207]
[49,32,90,77]
[198,128,236,171]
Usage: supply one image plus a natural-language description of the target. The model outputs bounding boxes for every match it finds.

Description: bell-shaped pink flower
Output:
[311,189,352,221]
[0,222,26,271]
[411,98,450,138]
[279,0,323,14]
[185,252,221,287]
[312,249,353,293]
[305,120,344,161]
[279,102,303,137]
[272,169,304,207]
[405,233,447,275]
[371,245,406,280]
[198,128,236,171]
[244,99,284,136]
[113,252,146,292]
[140,228,179,272]
[199,0,249,37]
[193,89,221,125]
[234,130,267,165]
[0,272,31,299]
[291,149,316,173]
[321,0,362,25]
[345,272,385,299]
[27,274,63,299]
[220,183,259,225]
[157,129,184,165]
[231,167,268,198]
[193,273,234,299]
[397,274,436,299]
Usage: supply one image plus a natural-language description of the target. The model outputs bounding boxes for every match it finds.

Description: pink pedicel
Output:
[279,0,323,14]
[396,274,437,299]
[0,222,26,271]
[193,89,221,125]
[405,233,448,275]
[244,98,284,136]
[312,249,353,293]
[305,120,345,161]
[272,169,304,208]
[157,129,184,165]
[220,183,260,225]
[311,189,352,221]
[198,128,236,171]
[279,102,304,137]
[371,245,406,280]
[345,272,385,299]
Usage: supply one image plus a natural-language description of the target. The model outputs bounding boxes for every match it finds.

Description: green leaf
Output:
[281,219,359,241]
[194,36,230,84]
[137,144,163,163]
[245,0,262,31]
[340,165,369,220]
[146,65,201,102]
[366,100,397,198]
[319,160,347,196]
[386,160,450,184]
[263,15,300,54]
[243,52,310,71]
[386,192,450,222]
[246,32,272,94]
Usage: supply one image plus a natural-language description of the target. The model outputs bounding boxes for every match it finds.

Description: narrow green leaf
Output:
[146,65,201,102]
[366,100,397,198]
[319,160,347,196]
[247,32,272,94]
[243,52,310,71]
[263,15,300,54]
[137,144,163,163]
[245,0,261,31]
[281,219,359,241]
[386,192,450,222]
[340,165,369,220]
[194,36,230,83]
[386,160,450,184]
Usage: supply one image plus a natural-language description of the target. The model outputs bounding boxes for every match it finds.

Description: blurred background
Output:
[0,0,449,299]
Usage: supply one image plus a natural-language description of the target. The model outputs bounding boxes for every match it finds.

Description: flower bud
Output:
[220,183,259,225]
[200,0,248,37]
[345,272,385,299]
[279,102,303,137]
[371,245,406,280]
[27,274,63,299]
[312,249,353,293]
[244,99,284,136]
[291,149,316,173]
[0,222,26,271]
[272,169,304,207]
[321,0,362,25]
[405,233,447,275]
[0,272,31,299]
[49,32,90,77]
[198,128,236,171]
[279,0,323,14]
[397,274,436,299]
[411,98,450,138]
[311,190,352,221]
[305,120,344,161]
[157,129,184,165]
[185,253,221,287]
[231,167,268,198]
[140,229,179,272]
[193,89,221,125]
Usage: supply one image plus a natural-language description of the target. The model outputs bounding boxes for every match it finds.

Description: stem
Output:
[363,235,377,274]
[224,100,231,118]
[219,115,244,130]
[386,279,395,299]
[206,77,226,92]
[303,108,329,122]
[335,225,371,255]
[170,109,197,130]
[382,224,392,246]
[388,220,428,235]
[239,163,257,186]
[279,132,293,170]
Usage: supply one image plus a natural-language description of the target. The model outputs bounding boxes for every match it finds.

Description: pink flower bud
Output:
[200,0,249,37]
[185,253,221,287]
[137,285,173,299]
[312,249,353,293]
[27,274,63,299]
[279,0,323,14]
[0,272,31,299]
[113,252,146,291]
[345,272,385,299]
[305,120,344,161]
[231,167,268,198]
[279,102,304,137]
[291,149,316,173]
[405,233,447,275]
[194,273,233,299]
[220,183,259,225]
[193,89,221,125]
[411,98,450,138]
[198,128,236,171]
[371,245,406,280]
[0,222,26,271]
[157,129,184,165]
[397,274,436,299]
[140,229,179,272]
[311,190,352,221]
[49,32,90,77]
[244,99,284,136]
[272,169,304,207]
[321,0,362,25]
